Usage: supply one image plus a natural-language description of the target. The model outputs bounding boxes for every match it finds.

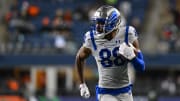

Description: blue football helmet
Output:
[91,5,121,38]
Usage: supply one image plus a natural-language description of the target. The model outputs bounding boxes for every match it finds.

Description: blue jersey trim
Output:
[125,26,129,44]
[96,84,132,96]
[96,86,99,101]
[90,30,97,50]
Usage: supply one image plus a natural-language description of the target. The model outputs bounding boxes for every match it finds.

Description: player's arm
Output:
[119,26,145,72]
[75,46,91,83]
[131,39,145,72]
[75,46,91,98]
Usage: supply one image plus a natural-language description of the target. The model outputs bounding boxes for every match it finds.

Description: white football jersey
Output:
[83,26,138,88]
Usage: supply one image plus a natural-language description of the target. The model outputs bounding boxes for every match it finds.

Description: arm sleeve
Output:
[131,52,145,72]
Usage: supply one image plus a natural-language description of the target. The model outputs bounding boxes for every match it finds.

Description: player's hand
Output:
[119,42,136,60]
[79,83,90,99]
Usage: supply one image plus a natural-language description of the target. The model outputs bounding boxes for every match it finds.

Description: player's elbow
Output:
[133,62,145,72]
[76,54,81,64]
[76,54,84,61]
[131,57,145,72]
[137,62,145,72]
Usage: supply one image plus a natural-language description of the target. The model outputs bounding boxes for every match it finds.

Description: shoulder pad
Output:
[128,26,138,36]
[83,31,91,41]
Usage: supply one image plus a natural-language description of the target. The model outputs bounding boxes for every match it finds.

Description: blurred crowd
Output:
[0,0,179,54]
[134,69,180,98]
[155,0,180,53]
[3,0,77,54]
[0,0,148,55]
[0,68,29,100]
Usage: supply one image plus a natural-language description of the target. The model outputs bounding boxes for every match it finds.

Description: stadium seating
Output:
[7,0,148,54]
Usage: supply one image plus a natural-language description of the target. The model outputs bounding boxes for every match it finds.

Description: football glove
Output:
[79,83,90,99]
[119,42,136,60]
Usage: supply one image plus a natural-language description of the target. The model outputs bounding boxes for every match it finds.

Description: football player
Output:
[75,5,145,101]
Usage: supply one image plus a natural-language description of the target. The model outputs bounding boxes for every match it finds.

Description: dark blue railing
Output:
[0,53,179,67]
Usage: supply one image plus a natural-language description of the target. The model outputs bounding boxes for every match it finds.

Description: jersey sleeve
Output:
[128,26,138,43]
[83,31,92,49]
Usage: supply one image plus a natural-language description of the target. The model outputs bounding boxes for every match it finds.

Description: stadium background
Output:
[0,0,179,101]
